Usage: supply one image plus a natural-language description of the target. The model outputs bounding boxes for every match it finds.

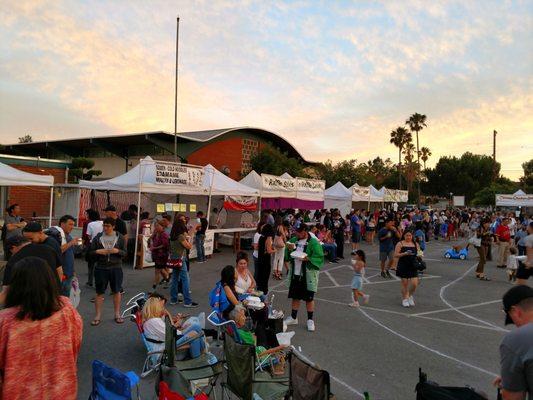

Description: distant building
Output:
[0,154,69,220]
[3,127,310,181]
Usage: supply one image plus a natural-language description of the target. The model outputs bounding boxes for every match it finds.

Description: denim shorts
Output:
[351,275,363,290]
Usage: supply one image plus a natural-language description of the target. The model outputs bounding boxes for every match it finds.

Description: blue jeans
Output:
[322,243,337,261]
[195,234,206,261]
[170,257,193,304]
[61,276,73,297]
[176,322,204,359]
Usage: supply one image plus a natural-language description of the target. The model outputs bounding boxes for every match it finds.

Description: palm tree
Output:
[419,146,432,170]
[389,127,412,189]
[402,142,417,195]
[406,113,427,204]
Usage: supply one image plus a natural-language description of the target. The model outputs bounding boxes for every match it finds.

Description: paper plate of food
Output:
[290,250,307,260]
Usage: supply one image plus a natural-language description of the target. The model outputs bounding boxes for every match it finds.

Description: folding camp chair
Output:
[415,368,489,400]
[157,316,224,400]
[207,310,236,347]
[90,359,140,400]
[285,349,334,400]
[221,333,289,400]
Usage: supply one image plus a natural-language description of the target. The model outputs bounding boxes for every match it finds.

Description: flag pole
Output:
[174,17,180,163]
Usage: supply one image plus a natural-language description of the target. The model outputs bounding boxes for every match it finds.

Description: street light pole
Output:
[174,17,180,163]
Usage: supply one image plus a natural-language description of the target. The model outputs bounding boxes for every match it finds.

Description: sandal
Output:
[478,275,491,281]
[114,317,124,324]
[91,319,101,326]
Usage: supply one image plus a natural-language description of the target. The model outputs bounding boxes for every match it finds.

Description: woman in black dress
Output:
[256,224,275,295]
[394,231,420,308]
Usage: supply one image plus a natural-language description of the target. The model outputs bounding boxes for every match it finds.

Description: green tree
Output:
[389,127,412,190]
[406,113,427,204]
[419,146,432,171]
[471,180,518,206]
[18,134,33,143]
[402,142,418,196]
[520,159,533,191]
[364,157,395,187]
[250,145,308,178]
[69,157,102,182]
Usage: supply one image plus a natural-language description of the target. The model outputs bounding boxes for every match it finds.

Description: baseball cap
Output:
[23,221,43,233]
[103,205,116,212]
[502,285,533,325]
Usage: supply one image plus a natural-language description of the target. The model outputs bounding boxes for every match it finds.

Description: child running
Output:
[349,250,370,308]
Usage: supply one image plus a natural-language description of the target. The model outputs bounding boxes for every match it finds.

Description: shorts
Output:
[351,231,361,243]
[380,250,395,262]
[516,261,532,280]
[154,263,167,270]
[288,276,315,302]
[351,275,363,290]
[95,268,123,295]
[366,227,375,232]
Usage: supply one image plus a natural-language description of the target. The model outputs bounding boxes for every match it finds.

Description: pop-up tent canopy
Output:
[369,185,385,202]
[383,188,409,203]
[203,165,259,197]
[324,182,352,216]
[0,160,55,225]
[240,171,325,209]
[496,189,533,207]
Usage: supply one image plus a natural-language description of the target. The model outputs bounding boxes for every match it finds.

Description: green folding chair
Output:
[286,349,335,400]
[221,333,289,400]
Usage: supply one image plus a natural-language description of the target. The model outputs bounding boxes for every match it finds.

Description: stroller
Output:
[416,368,491,400]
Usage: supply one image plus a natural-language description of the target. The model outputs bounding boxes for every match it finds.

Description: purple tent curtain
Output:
[261,198,323,210]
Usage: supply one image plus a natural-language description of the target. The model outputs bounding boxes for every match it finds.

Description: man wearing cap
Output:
[283,224,324,332]
[104,206,128,239]
[0,235,63,305]
[23,221,62,257]
[495,285,533,399]
[2,204,26,261]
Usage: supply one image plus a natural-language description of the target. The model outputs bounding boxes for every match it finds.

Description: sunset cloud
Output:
[0,0,531,179]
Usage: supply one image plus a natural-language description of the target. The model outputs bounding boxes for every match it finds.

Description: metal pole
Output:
[174,17,180,163]
[48,186,54,227]
[132,159,143,270]
[492,130,497,181]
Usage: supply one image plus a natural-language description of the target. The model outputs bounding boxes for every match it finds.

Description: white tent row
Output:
[325,181,409,212]
[240,170,325,202]
[0,161,55,225]
[496,190,533,207]
[79,157,259,267]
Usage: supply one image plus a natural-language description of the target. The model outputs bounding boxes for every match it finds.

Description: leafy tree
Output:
[18,134,33,143]
[406,113,427,203]
[423,152,502,202]
[250,145,308,178]
[471,180,518,206]
[364,157,395,187]
[389,127,411,190]
[69,157,102,182]
[520,159,533,191]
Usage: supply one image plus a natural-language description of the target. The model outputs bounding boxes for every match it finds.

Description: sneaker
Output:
[402,299,410,308]
[349,302,360,308]
[169,300,178,305]
[386,270,392,279]
[177,293,184,303]
[183,302,199,308]
[307,319,315,332]
[380,271,387,278]
[362,294,370,304]
[408,296,415,307]
[86,282,93,287]
[284,316,298,326]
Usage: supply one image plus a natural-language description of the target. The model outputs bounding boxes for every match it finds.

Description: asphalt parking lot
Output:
[76,238,515,399]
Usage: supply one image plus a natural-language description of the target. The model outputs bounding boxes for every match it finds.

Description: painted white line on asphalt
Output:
[324,271,340,287]
[269,280,287,291]
[438,263,508,332]
[410,300,502,317]
[314,297,410,316]
[411,315,505,332]
[330,375,365,398]
[357,307,499,377]
[422,258,444,262]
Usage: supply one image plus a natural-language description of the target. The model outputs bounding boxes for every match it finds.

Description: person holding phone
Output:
[394,231,420,308]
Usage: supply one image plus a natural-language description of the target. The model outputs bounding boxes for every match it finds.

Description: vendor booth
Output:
[0,161,55,226]
[324,182,352,216]
[240,171,325,210]
[495,190,533,207]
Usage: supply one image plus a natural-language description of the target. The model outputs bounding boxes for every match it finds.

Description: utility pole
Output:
[174,17,180,163]
[492,130,497,181]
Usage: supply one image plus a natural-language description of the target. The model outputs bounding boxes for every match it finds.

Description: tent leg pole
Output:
[133,161,143,270]
[48,186,54,227]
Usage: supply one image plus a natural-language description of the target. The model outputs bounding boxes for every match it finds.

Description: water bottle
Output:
[268,294,275,317]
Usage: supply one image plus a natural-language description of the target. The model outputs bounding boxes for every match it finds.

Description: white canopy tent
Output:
[496,190,533,207]
[203,164,259,197]
[0,161,55,225]
[324,182,352,216]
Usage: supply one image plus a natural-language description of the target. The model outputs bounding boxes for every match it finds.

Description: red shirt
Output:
[495,224,511,242]
[0,297,82,400]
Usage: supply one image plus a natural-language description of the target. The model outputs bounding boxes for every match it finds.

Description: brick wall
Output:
[7,166,66,220]
[187,137,244,180]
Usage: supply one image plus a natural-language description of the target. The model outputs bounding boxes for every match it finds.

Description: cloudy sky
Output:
[1,0,532,179]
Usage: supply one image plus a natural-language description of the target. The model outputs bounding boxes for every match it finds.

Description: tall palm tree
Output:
[406,113,427,205]
[419,146,432,170]
[389,127,412,189]
[402,142,417,195]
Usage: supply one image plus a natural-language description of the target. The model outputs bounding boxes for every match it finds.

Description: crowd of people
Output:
[0,202,531,398]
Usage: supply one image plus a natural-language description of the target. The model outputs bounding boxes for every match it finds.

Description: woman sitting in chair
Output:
[142,294,205,358]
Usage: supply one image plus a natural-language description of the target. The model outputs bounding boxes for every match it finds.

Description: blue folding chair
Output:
[90,360,140,400]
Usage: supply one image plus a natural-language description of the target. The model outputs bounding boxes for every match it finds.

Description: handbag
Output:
[414,257,426,272]
[166,256,182,270]
[273,235,285,249]
[468,234,481,247]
